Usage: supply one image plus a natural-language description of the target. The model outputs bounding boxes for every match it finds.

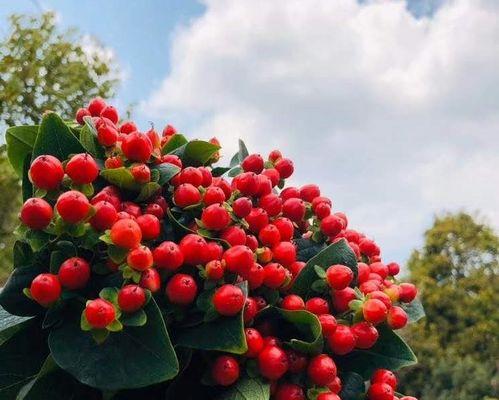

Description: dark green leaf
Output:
[172,140,220,166]
[13,241,33,268]
[173,282,248,354]
[108,245,128,264]
[0,265,44,316]
[400,298,425,323]
[211,166,231,177]
[151,163,181,186]
[338,372,365,400]
[228,166,243,177]
[295,238,327,262]
[80,123,105,159]
[5,125,38,176]
[49,251,67,274]
[335,325,417,379]
[121,309,147,327]
[22,153,34,201]
[162,134,188,154]
[218,376,270,400]
[135,182,161,202]
[49,298,179,390]
[292,239,357,298]
[101,167,140,191]
[0,306,33,345]
[229,139,249,168]
[32,113,85,160]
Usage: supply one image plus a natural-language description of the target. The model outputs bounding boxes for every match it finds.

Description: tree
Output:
[0,12,120,282]
[399,212,499,400]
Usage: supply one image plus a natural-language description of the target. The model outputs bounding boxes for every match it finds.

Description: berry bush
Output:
[0,98,425,399]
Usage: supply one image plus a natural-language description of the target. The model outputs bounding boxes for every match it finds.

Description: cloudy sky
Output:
[2,0,498,265]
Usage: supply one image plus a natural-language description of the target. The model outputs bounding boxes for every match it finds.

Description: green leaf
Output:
[151,163,181,186]
[99,287,119,304]
[211,166,231,177]
[13,241,33,268]
[121,309,147,327]
[173,282,248,354]
[22,154,34,201]
[218,376,270,400]
[338,372,365,400]
[0,306,33,345]
[135,182,161,202]
[400,298,425,323]
[108,245,129,264]
[49,251,67,274]
[257,306,323,355]
[291,239,357,298]
[5,125,38,176]
[49,298,179,390]
[172,140,221,166]
[295,237,327,262]
[313,264,327,279]
[0,266,44,316]
[229,139,249,168]
[162,134,188,154]
[228,166,243,177]
[80,124,105,159]
[32,113,85,160]
[101,167,140,191]
[335,325,417,379]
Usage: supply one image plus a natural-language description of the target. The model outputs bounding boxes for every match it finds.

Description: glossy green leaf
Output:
[292,239,357,298]
[295,237,327,263]
[49,298,179,390]
[0,306,33,345]
[218,376,270,400]
[162,134,188,154]
[400,298,425,323]
[5,125,38,176]
[79,118,105,158]
[13,241,33,268]
[151,163,181,186]
[172,140,220,166]
[101,167,140,191]
[338,372,365,400]
[135,182,161,202]
[22,154,34,201]
[229,139,249,167]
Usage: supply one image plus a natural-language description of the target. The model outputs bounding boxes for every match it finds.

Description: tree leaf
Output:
[162,134,188,154]
[400,298,425,323]
[291,239,357,298]
[229,139,249,168]
[22,154,34,201]
[294,237,327,263]
[100,167,140,191]
[13,241,33,268]
[80,122,105,159]
[32,113,85,160]
[49,298,179,390]
[257,306,323,355]
[218,376,270,400]
[211,166,231,177]
[135,182,161,202]
[335,325,417,380]
[0,305,33,345]
[0,265,44,316]
[338,372,365,400]
[172,140,221,166]
[5,125,38,176]
[173,282,248,354]
[121,309,147,327]
[151,163,181,186]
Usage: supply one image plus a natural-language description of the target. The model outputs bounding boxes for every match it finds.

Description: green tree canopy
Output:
[399,212,499,400]
[0,12,120,282]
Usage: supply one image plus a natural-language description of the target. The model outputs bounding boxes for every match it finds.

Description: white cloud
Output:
[142,0,499,263]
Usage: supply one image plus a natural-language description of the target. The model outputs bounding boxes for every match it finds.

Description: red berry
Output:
[280,186,300,201]
[85,298,115,329]
[221,226,247,246]
[90,201,118,231]
[222,245,254,275]
[281,294,305,311]
[315,202,331,219]
[386,262,400,276]
[127,246,153,271]
[233,172,259,196]
[262,168,280,187]
[153,241,184,270]
[174,184,201,208]
[213,284,245,316]
[242,154,264,174]
[66,154,99,184]
[244,297,258,323]
[212,355,240,386]
[317,393,341,400]
[272,241,296,267]
[275,383,305,400]
[351,322,379,349]
[201,204,230,231]
[363,299,388,325]
[97,121,119,147]
[136,214,160,240]
[328,376,342,394]
[29,155,64,190]
[399,283,417,303]
[110,219,142,249]
[88,97,107,116]
[58,257,90,290]
[121,201,142,218]
[286,349,308,373]
[257,345,289,380]
[300,184,320,202]
[198,166,212,187]
[258,224,281,247]
[56,190,90,224]
[203,186,226,205]
[76,108,91,124]
[232,197,252,218]
[359,238,380,257]
[358,262,370,283]
[318,314,338,336]
[30,273,61,306]
[368,291,392,309]
[387,306,408,330]
[367,382,394,400]
[206,260,224,280]
[119,121,138,134]
[162,124,177,137]
[145,203,165,219]
[206,241,223,261]
[105,156,123,169]
[91,186,121,210]
[328,325,356,355]
[263,262,287,289]
[139,268,161,293]
[118,284,146,313]
[121,131,153,162]
[306,297,330,315]
[370,262,389,279]
[272,217,294,241]
[179,234,208,265]
[371,369,398,389]
[244,328,264,357]
[321,214,343,237]
[332,287,357,313]
[268,149,282,163]
[258,193,282,217]
[145,128,160,149]
[178,167,203,187]
[308,354,337,386]
[20,198,53,230]
[245,208,269,233]
[282,198,306,222]
[326,264,354,290]
[166,273,197,305]
[275,158,294,179]
[248,263,265,290]
[130,164,151,183]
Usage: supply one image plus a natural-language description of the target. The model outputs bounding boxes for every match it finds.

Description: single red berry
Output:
[118,284,146,313]
[127,245,153,271]
[272,217,294,241]
[327,325,356,355]
[328,376,342,394]
[121,131,153,162]
[370,262,389,279]
[213,284,245,316]
[363,299,388,325]
[308,354,337,386]
[257,345,289,380]
[368,291,392,309]
[166,273,197,305]
[232,197,252,218]
[198,166,212,187]
[110,219,142,249]
[257,246,273,264]
[258,224,281,247]
[367,382,394,400]
[285,349,308,373]
[90,201,118,231]
[56,190,90,224]
[130,164,151,183]
[386,262,400,276]
[201,204,230,231]
[246,234,259,251]
[326,264,354,290]
[221,226,247,246]
[360,280,382,295]
[315,202,331,219]
[179,234,208,265]
[222,245,254,275]
[136,214,160,240]
[162,124,177,137]
[30,273,61,306]
[387,306,408,330]
[255,174,272,197]
[29,155,64,190]
[300,184,320,203]
[263,262,287,289]
[206,260,224,280]
[275,383,305,400]
[282,198,306,222]
[178,167,203,187]
[241,154,264,174]
[145,203,164,220]
[97,121,119,147]
[206,241,223,261]
[359,238,380,257]
[139,268,161,293]
[145,128,160,149]
[317,393,341,400]
[66,153,99,184]
[399,283,417,303]
[174,183,201,208]
[212,355,240,386]
[203,186,226,205]
[306,297,330,315]
[357,262,370,283]
[244,297,258,323]
[321,214,344,237]
[105,156,123,169]
[121,201,142,218]
[281,294,305,311]
[119,121,138,134]
[258,193,282,217]
[233,172,259,196]
[91,186,121,210]
[85,298,115,329]
[245,208,269,233]
[280,186,300,201]
[20,198,53,230]
[318,314,338,336]
[88,97,107,116]
[351,322,379,349]
[275,158,294,179]
[76,108,91,124]
[153,241,183,270]
[332,287,357,313]
[371,369,398,389]
[272,241,296,267]
[244,328,264,358]
[247,263,265,290]
[58,257,90,290]
[262,168,280,187]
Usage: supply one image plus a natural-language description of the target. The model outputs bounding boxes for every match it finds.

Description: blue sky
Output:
[1,0,498,265]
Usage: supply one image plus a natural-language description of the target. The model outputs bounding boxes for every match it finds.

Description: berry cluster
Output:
[14,97,421,399]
